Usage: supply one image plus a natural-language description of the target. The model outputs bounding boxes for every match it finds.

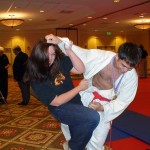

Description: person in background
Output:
[137,45,148,78]
[23,38,100,150]
[45,34,142,150]
[13,46,30,105]
[0,46,10,104]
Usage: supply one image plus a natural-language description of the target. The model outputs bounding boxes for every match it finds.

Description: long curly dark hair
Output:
[24,38,64,82]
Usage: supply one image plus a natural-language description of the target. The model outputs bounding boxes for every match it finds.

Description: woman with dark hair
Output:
[24,38,100,150]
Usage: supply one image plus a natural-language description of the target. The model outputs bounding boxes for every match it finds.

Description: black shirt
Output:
[13,51,28,81]
[31,56,82,109]
[0,54,9,77]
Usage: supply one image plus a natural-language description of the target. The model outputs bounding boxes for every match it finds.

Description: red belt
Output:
[92,91,110,102]
[92,91,112,148]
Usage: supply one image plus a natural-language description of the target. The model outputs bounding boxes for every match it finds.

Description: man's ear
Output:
[115,54,119,60]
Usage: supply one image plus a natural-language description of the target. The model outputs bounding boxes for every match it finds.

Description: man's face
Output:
[13,50,17,55]
[115,56,133,73]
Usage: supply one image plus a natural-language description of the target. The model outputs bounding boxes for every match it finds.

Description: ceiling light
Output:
[113,0,120,2]
[0,19,24,27]
[139,15,144,18]
[134,24,150,30]
[103,17,108,20]
[0,15,24,28]
[40,10,44,13]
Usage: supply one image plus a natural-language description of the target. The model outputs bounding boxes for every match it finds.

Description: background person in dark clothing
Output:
[137,45,148,78]
[13,46,30,105]
[0,46,10,104]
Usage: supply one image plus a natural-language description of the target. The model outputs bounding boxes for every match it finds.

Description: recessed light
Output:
[103,17,108,20]
[40,10,44,13]
[139,15,144,18]
[113,0,120,2]
[87,16,92,19]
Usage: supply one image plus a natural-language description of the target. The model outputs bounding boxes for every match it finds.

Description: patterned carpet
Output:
[0,77,65,150]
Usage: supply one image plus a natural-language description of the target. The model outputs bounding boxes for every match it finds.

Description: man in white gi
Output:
[45,34,142,150]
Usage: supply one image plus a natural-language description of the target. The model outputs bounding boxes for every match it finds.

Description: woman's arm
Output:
[45,34,85,74]
[65,43,85,74]
[45,34,115,80]
[50,79,88,106]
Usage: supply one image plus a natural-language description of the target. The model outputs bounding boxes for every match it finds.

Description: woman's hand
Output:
[77,79,88,91]
[45,34,61,44]
[50,79,88,106]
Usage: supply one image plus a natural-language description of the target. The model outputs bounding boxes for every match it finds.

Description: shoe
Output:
[0,99,7,104]
[18,102,28,105]
[0,101,5,104]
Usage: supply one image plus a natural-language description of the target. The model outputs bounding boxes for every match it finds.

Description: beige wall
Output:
[78,30,150,51]
[0,29,150,76]
[0,29,55,76]
[78,30,150,70]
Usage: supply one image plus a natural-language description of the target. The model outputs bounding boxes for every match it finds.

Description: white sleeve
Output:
[103,69,138,123]
[58,37,115,79]
[58,37,88,63]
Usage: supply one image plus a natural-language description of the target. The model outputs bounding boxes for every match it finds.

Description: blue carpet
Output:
[112,110,150,144]
[106,127,131,141]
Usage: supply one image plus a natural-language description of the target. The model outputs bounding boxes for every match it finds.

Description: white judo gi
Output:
[58,38,138,150]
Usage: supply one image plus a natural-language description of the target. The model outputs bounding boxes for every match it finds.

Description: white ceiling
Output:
[0,0,150,34]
